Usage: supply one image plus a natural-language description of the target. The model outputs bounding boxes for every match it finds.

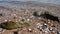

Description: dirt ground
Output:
[0,1,60,34]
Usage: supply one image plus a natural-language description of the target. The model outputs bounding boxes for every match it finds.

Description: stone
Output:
[36,23,40,26]
[0,13,3,16]
[28,28,33,32]
[57,31,60,34]
[49,27,53,31]
[27,19,30,22]
[4,20,7,22]
[37,26,40,29]
[42,24,47,30]
[0,28,3,32]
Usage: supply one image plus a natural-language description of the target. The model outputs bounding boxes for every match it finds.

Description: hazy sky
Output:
[0,0,38,1]
[0,0,60,5]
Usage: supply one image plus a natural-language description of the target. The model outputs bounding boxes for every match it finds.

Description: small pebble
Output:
[30,15,34,18]
[19,17,22,18]
[0,28,3,32]
[35,31,37,32]
[21,19,25,21]
[44,23,47,25]
[28,28,32,32]
[40,27,42,29]
[16,20,18,22]
[45,31,48,33]
[37,26,40,29]
[0,13,2,16]
[52,31,55,33]
[27,19,30,21]
[9,20,11,21]
[13,14,16,16]
[49,27,53,31]
[29,29,31,31]
[36,23,40,26]
[57,31,60,34]
[38,17,43,19]
[48,19,51,23]
[13,14,17,17]
[48,21,50,23]
[18,19,20,21]
[0,18,1,19]
[4,20,7,22]
[23,28,26,30]
[40,25,43,26]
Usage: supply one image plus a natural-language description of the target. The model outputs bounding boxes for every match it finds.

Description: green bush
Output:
[44,11,52,15]
[36,11,42,16]
[1,21,20,30]
[33,11,52,17]
[1,21,31,30]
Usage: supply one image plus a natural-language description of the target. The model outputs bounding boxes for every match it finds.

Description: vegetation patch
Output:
[33,11,59,22]
[0,21,31,30]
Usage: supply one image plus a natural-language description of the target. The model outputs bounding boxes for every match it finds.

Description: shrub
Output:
[1,21,31,30]
[1,21,20,30]
[33,11,43,17]
[33,11,59,22]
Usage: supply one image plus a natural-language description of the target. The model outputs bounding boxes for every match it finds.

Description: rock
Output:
[49,27,53,31]
[57,31,60,34]
[4,20,8,22]
[21,19,25,21]
[35,31,37,32]
[37,26,40,29]
[28,28,33,32]
[0,28,3,32]
[0,18,1,20]
[27,19,30,22]
[0,13,3,16]
[42,24,47,30]
[13,14,16,16]
[30,15,34,18]
[37,23,48,32]
[36,23,40,26]
[44,23,47,25]
[9,20,11,21]
[39,27,42,31]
